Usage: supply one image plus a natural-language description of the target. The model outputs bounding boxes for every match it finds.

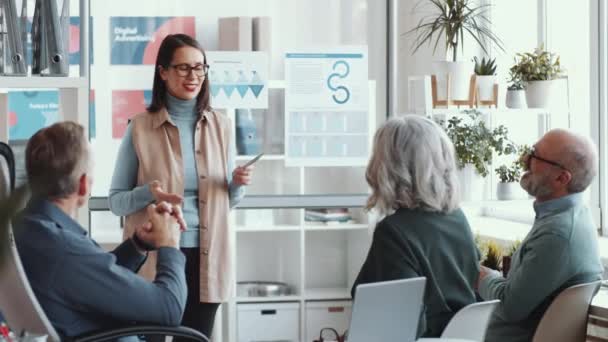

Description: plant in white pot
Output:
[474,57,497,103]
[505,71,527,109]
[407,0,504,102]
[494,144,529,200]
[436,110,516,202]
[495,161,524,200]
[510,46,564,108]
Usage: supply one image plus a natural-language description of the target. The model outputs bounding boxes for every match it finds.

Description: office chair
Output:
[0,142,208,341]
[440,300,500,341]
[532,280,601,342]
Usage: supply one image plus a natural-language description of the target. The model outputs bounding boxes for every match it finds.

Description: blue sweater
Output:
[109,94,244,247]
[15,198,186,338]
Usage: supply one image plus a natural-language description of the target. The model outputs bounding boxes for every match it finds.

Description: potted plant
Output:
[495,161,523,200]
[407,0,504,101]
[495,144,529,200]
[510,45,564,108]
[505,71,527,109]
[474,57,497,103]
[502,240,521,277]
[481,240,503,271]
[437,109,517,201]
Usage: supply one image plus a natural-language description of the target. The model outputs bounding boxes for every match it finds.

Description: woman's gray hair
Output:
[366,115,459,214]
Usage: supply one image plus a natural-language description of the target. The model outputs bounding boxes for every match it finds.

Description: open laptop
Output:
[347,277,426,342]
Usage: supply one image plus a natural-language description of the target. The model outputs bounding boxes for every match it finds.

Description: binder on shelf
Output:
[252,17,271,52]
[32,0,68,76]
[0,0,27,76]
[219,17,252,51]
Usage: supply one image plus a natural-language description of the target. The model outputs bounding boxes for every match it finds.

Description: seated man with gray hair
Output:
[478,129,603,342]
[352,115,480,338]
[13,122,188,339]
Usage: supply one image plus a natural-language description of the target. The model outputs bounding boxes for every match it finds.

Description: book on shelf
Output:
[305,208,351,223]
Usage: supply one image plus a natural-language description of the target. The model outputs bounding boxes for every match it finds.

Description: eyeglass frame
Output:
[526,146,569,172]
[168,63,210,77]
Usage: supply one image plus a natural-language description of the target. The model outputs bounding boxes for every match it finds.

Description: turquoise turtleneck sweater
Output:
[108,93,245,247]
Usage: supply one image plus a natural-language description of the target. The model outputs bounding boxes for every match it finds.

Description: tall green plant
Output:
[407,0,505,62]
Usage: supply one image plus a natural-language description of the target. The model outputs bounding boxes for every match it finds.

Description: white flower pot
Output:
[496,182,524,201]
[506,90,527,109]
[525,80,555,108]
[476,75,497,102]
[457,164,485,202]
[432,61,474,101]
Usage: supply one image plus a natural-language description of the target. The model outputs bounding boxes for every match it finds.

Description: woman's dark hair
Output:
[147,34,211,113]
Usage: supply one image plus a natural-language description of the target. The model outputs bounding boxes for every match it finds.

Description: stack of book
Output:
[305,208,352,223]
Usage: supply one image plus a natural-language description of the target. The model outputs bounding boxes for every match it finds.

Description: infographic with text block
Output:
[285,47,369,167]
[206,51,268,109]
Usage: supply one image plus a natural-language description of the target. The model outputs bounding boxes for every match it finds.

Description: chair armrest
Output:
[72,325,209,342]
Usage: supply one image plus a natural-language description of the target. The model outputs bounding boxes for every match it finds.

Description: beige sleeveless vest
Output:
[123,108,232,303]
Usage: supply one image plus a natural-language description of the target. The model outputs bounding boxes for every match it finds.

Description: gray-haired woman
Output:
[351,115,480,338]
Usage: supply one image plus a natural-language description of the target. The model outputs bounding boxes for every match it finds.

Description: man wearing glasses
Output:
[477,129,603,342]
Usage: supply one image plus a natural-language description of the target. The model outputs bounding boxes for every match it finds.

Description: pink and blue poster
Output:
[8,91,59,141]
[110,17,195,65]
[112,90,152,138]
[8,89,96,141]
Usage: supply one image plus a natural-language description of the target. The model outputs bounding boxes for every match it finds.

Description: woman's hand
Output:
[150,180,183,205]
[232,165,254,186]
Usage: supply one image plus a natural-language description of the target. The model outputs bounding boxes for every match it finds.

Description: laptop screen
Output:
[348,277,426,342]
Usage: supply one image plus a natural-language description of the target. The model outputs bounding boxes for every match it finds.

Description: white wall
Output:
[89,0,387,197]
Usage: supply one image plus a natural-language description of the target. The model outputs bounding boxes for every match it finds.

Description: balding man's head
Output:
[541,129,598,193]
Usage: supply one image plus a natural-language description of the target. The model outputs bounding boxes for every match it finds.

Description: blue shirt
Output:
[479,193,603,342]
[108,94,245,247]
[13,199,187,338]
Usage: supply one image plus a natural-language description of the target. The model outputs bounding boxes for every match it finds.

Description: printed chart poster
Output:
[8,91,59,141]
[285,47,369,167]
[112,90,152,138]
[206,51,268,109]
[110,17,195,65]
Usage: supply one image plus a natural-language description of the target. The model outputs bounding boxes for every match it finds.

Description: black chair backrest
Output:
[0,142,15,192]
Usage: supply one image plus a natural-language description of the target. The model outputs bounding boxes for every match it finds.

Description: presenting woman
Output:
[109,34,253,338]
[352,115,479,338]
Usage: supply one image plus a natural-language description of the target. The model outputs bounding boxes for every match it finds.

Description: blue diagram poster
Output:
[8,91,59,141]
[284,47,370,167]
[110,17,195,65]
[206,51,268,109]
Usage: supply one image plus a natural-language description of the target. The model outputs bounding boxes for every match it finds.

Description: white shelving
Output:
[304,222,369,231]
[0,0,90,228]
[235,154,285,161]
[304,288,351,301]
[235,295,302,303]
[236,224,301,232]
[224,80,375,342]
[0,76,88,89]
